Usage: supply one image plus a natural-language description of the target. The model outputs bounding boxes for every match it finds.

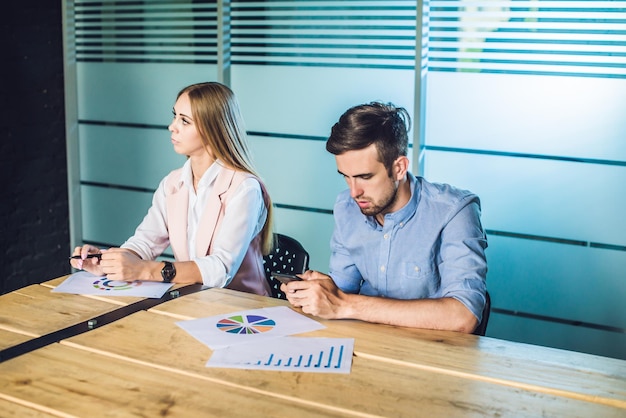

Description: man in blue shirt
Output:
[283,102,488,333]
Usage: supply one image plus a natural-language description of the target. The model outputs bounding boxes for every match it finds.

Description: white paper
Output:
[206,336,354,373]
[176,306,326,349]
[52,271,174,298]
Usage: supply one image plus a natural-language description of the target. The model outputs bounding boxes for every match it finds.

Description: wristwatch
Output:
[161,261,176,283]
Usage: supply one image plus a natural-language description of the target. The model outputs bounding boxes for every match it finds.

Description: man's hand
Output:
[282,270,478,332]
[282,271,349,319]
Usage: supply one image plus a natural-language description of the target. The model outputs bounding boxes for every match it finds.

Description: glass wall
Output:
[422,0,626,358]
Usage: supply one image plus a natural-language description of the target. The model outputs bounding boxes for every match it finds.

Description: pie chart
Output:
[216,314,276,334]
[92,278,139,291]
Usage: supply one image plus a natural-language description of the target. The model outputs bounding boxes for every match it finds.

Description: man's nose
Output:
[348,179,362,198]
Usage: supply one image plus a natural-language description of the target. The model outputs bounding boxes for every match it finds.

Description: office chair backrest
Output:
[473,291,491,336]
[263,233,310,300]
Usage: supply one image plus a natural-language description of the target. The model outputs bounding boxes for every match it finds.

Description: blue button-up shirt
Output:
[329,173,488,321]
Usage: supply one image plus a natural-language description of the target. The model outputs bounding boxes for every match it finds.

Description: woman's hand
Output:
[69,244,105,276]
[99,248,151,282]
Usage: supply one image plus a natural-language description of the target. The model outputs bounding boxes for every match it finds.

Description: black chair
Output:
[472,291,491,336]
[263,233,310,300]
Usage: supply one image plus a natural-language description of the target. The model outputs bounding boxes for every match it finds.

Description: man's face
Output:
[335,144,400,218]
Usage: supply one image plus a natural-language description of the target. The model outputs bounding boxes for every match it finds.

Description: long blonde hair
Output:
[178,82,274,254]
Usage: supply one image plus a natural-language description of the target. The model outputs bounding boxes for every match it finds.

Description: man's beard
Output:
[358,181,399,217]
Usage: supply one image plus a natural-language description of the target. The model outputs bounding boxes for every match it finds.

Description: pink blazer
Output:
[164,166,271,296]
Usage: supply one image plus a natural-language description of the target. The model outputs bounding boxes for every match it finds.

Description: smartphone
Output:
[270,272,303,285]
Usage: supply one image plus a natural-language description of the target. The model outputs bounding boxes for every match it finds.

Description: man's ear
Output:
[393,156,410,180]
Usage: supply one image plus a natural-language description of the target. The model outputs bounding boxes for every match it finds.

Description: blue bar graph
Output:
[207,337,354,374]
[253,342,347,370]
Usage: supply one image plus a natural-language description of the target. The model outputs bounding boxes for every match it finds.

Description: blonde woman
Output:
[71,82,273,295]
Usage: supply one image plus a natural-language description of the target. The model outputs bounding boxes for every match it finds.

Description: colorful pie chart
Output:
[216,314,276,334]
[92,278,140,291]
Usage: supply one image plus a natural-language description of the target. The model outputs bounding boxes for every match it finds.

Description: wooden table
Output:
[0,286,625,417]
[0,275,201,362]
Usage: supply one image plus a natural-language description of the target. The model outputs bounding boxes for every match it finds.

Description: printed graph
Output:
[216,315,276,334]
[92,278,141,291]
[250,342,347,370]
[176,306,327,350]
[53,271,172,298]
[206,337,355,373]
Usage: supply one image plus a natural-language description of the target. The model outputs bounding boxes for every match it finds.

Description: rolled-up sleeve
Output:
[438,198,488,321]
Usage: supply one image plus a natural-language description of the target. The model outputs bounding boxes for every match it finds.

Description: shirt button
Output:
[414,266,420,273]
[384,233,389,239]
[400,222,404,227]
[380,265,385,272]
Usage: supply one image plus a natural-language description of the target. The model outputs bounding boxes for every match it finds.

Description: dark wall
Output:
[1,1,71,294]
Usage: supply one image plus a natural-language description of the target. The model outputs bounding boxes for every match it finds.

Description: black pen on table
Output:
[69,254,102,260]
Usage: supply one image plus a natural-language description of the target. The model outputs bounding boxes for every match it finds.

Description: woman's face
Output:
[168,92,206,158]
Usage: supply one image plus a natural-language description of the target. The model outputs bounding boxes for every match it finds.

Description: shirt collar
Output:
[181,159,222,189]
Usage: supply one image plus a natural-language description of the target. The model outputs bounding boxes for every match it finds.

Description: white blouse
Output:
[121,159,267,287]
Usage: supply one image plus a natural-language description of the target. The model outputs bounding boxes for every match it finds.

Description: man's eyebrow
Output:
[337,170,371,178]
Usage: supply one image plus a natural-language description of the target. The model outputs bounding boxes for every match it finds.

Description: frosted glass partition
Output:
[427,1,625,79]
[248,135,345,210]
[233,66,416,137]
[81,186,153,246]
[488,312,626,361]
[424,0,626,358]
[79,125,186,190]
[77,63,219,124]
[426,72,626,160]
[230,1,417,70]
[486,235,626,328]
[424,151,626,246]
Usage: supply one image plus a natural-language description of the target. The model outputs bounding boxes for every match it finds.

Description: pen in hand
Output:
[69,254,102,260]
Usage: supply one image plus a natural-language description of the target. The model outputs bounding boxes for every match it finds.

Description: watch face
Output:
[161,262,175,282]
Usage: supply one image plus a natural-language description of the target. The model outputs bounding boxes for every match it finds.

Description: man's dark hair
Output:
[326,102,411,172]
